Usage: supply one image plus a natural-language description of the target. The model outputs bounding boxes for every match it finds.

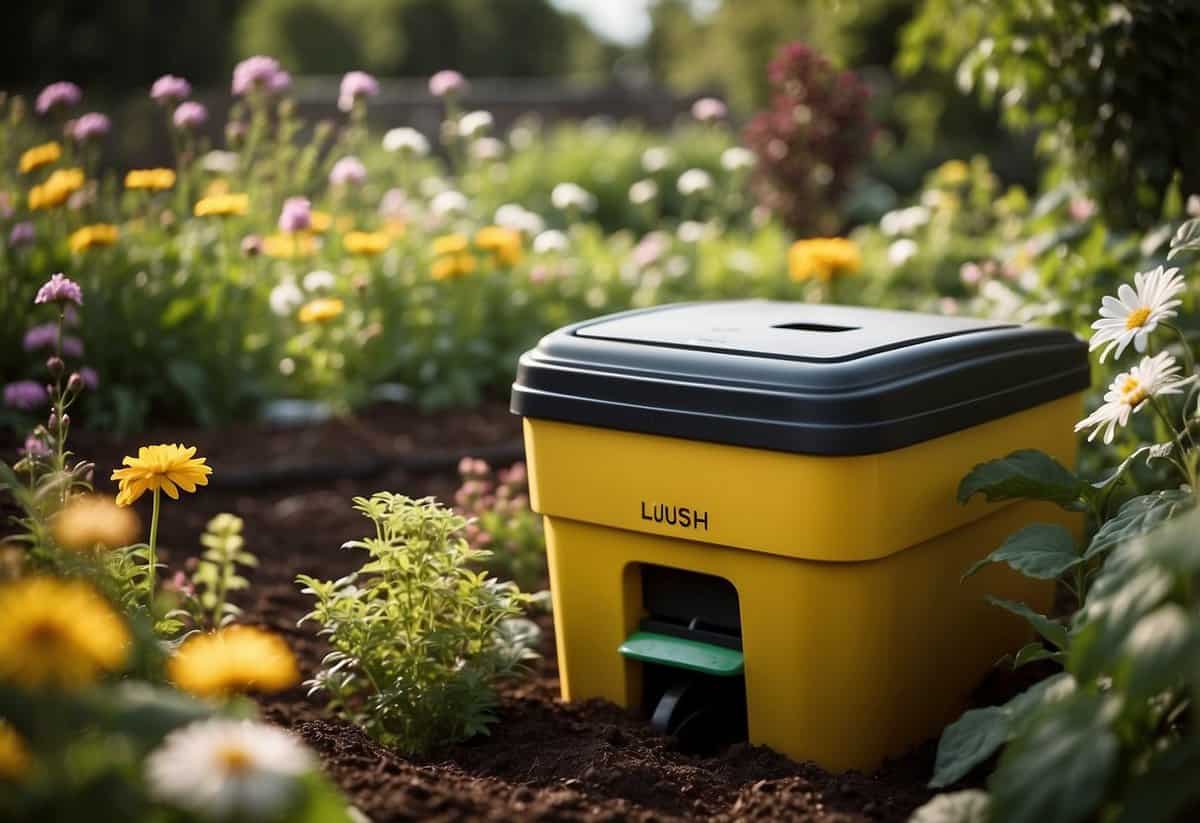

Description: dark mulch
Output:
[12,402,1039,821]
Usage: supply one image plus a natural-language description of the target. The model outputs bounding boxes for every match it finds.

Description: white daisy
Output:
[1074,352,1191,443]
[458,110,494,138]
[629,179,658,205]
[381,127,429,156]
[1089,266,1185,362]
[676,169,713,197]
[430,189,469,218]
[550,182,596,213]
[532,229,569,255]
[720,146,755,173]
[146,719,314,821]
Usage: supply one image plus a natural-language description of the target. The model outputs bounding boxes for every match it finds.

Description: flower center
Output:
[25,619,66,647]
[215,745,255,774]
[1125,306,1152,330]
[1120,376,1148,406]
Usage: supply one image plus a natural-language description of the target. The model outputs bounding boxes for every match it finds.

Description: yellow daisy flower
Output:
[29,167,85,210]
[19,141,62,174]
[432,233,469,256]
[432,253,477,281]
[308,210,333,233]
[111,444,212,507]
[194,193,249,218]
[788,237,861,283]
[52,494,141,552]
[342,231,390,256]
[474,226,523,266]
[262,232,317,259]
[125,168,177,192]
[69,223,120,253]
[298,298,344,324]
[0,578,130,689]
[0,721,32,783]
[168,625,299,698]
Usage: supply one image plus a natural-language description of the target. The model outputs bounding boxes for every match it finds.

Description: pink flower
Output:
[34,273,83,306]
[173,101,208,130]
[1068,196,1096,223]
[20,434,51,459]
[691,97,727,122]
[329,156,366,187]
[70,112,110,142]
[22,323,58,352]
[278,197,312,233]
[36,81,82,115]
[338,71,379,112]
[429,70,468,98]
[8,221,34,248]
[151,74,192,104]
[4,381,48,411]
[960,262,984,286]
[270,70,292,93]
[232,56,283,96]
[79,367,99,389]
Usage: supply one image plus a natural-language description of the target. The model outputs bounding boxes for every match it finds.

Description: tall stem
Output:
[147,487,161,607]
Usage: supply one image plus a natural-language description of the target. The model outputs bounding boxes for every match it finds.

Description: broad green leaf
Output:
[1084,489,1193,561]
[1116,739,1200,823]
[1119,604,1199,699]
[957,450,1087,509]
[963,524,1079,581]
[1071,567,1175,682]
[987,597,1069,650]
[910,790,992,823]
[989,693,1119,823]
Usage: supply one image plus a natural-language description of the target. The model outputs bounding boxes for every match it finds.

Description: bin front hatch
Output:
[618,631,744,677]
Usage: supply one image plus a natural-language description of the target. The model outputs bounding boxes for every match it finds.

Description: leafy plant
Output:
[453,459,546,591]
[186,513,256,629]
[297,493,538,753]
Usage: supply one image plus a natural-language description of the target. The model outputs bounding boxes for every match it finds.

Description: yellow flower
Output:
[111,444,212,507]
[68,223,120,253]
[204,179,231,197]
[935,159,969,185]
[0,721,32,783]
[474,226,523,266]
[432,253,477,281]
[0,577,130,689]
[384,218,407,238]
[788,237,861,283]
[194,193,249,217]
[19,141,61,174]
[125,168,177,192]
[432,233,469,256]
[309,210,333,233]
[262,232,317,259]
[52,494,141,552]
[168,625,299,698]
[343,231,390,256]
[298,298,344,324]
[29,167,84,210]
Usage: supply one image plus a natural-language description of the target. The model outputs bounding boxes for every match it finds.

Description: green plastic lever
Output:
[618,630,744,677]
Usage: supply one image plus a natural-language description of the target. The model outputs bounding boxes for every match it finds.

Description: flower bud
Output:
[66,372,84,393]
[46,356,64,376]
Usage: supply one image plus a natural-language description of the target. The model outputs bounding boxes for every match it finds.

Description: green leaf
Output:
[1011,642,1058,668]
[910,790,992,823]
[1119,604,1199,699]
[1084,489,1193,561]
[958,450,1087,509]
[989,693,1119,823]
[1090,443,1174,491]
[987,597,1069,650]
[1167,217,1200,259]
[963,524,1079,581]
[1117,739,1200,823]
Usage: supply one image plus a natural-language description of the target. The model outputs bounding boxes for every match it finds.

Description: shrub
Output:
[297,493,538,753]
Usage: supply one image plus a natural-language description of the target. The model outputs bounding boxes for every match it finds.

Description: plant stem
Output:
[147,487,161,608]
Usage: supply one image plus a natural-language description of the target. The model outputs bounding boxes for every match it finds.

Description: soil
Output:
[10,401,1045,822]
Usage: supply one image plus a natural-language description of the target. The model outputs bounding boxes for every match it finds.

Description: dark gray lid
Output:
[510,301,1090,456]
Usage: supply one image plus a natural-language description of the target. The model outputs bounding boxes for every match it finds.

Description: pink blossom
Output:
[4,381,48,411]
[173,101,208,129]
[151,74,192,104]
[79,367,99,389]
[329,156,366,187]
[36,82,82,115]
[8,221,34,248]
[691,97,728,122]
[270,70,292,93]
[20,434,51,459]
[429,70,468,98]
[70,112,110,142]
[1068,196,1096,223]
[278,197,312,233]
[34,273,83,306]
[232,56,283,96]
[338,71,379,112]
[22,323,58,352]
[959,262,984,286]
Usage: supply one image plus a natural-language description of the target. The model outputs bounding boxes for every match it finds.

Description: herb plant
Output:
[186,513,256,629]
[298,493,538,754]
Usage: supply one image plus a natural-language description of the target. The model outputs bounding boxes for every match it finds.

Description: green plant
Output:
[453,459,546,591]
[186,513,256,629]
[297,493,537,753]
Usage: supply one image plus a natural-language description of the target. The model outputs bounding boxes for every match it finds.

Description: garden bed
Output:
[58,404,1053,822]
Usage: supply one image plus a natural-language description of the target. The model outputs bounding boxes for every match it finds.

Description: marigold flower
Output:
[342,230,389,256]
[298,298,344,324]
[19,141,62,174]
[308,210,333,233]
[432,253,477,281]
[194,192,249,217]
[52,494,141,552]
[432,233,469,256]
[111,443,212,507]
[263,232,317,259]
[29,167,84,210]
[68,224,119,253]
[34,272,83,306]
[474,226,523,266]
[168,625,299,698]
[125,168,176,191]
[788,237,861,282]
[0,721,32,783]
[0,577,130,689]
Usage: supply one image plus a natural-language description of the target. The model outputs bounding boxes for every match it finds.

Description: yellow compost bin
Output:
[511,301,1089,771]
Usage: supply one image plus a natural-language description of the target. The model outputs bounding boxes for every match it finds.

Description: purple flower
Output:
[232,56,283,96]
[79,366,99,390]
[338,71,379,112]
[329,156,366,187]
[691,97,728,122]
[4,381,48,411]
[19,434,51,459]
[269,70,292,94]
[70,112,110,142]
[22,323,57,352]
[151,74,192,104]
[8,221,34,248]
[173,101,208,130]
[61,336,84,358]
[34,273,83,307]
[36,81,82,115]
[429,70,468,98]
[278,197,312,233]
